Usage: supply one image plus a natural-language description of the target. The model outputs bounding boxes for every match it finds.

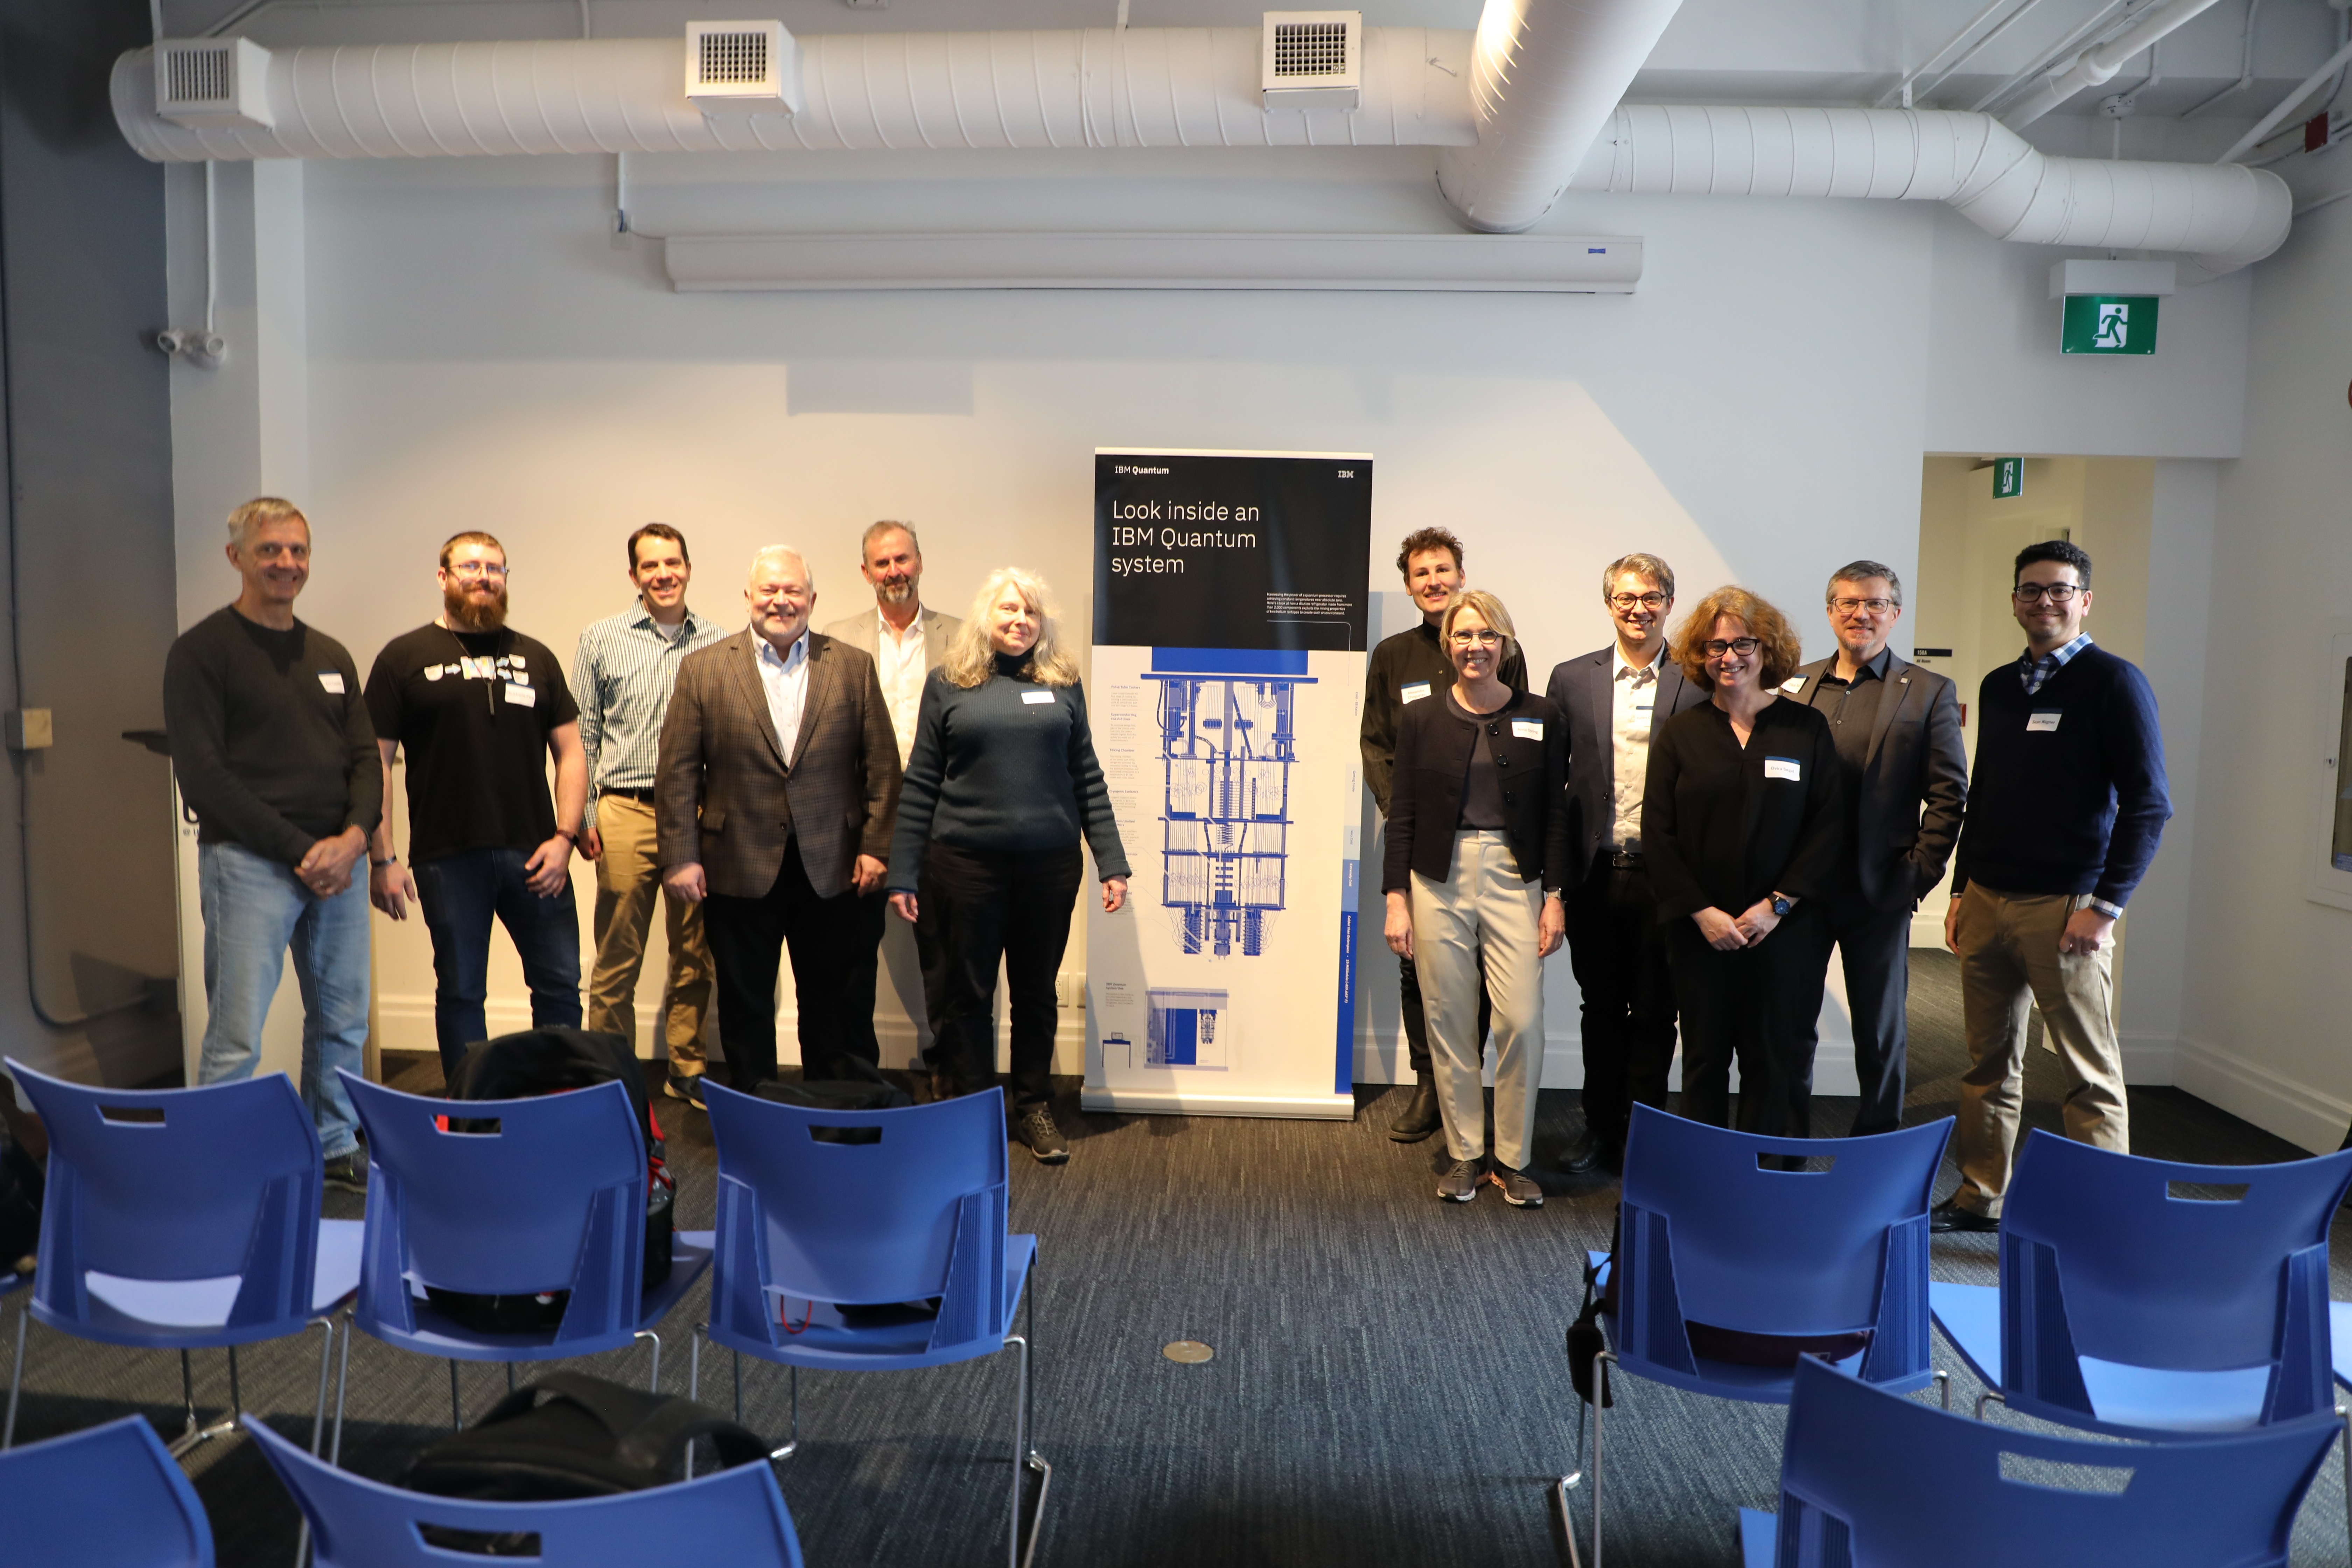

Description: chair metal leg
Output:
[3,1303,29,1449]
[307,1320,336,1455]
[1549,1387,1591,1568]
[1933,1369,1950,1412]
[770,1364,798,1461]
[449,1359,463,1430]
[635,1327,661,1392]
[329,1309,352,1466]
[733,1348,744,1425]
[506,1362,517,1394]
[1974,1389,2006,1422]
[686,1330,702,1481]
[168,1348,241,1458]
[2337,1402,2349,1558]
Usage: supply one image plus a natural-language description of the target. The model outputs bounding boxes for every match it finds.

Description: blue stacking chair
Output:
[0,1413,215,1566]
[695,1082,1046,1568]
[1559,1104,1953,1568]
[247,1415,803,1568]
[339,1072,713,1434]
[1928,1132,2352,1436]
[1,1060,359,1457]
[1736,1355,2339,1568]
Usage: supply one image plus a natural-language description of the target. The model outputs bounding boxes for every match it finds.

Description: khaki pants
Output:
[1410,830,1547,1171]
[586,795,713,1071]
[1952,883,2128,1217]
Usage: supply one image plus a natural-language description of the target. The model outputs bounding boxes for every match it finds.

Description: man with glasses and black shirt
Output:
[1360,527,1525,1143]
[1545,553,1706,1172]
[1779,561,1966,1138]
[1931,539,2170,1233]
[366,532,589,1080]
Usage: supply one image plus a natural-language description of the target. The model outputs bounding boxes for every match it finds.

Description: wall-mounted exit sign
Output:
[2061,294,2158,355]
[1992,457,2023,499]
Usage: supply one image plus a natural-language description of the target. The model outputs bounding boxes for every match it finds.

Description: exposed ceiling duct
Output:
[106,6,2296,280]
[1563,105,2292,283]
[110,30,1477,158]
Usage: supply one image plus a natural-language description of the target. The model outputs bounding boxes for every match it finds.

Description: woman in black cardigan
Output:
[1641,586,1843,1137]
[1382,589,1572,1206]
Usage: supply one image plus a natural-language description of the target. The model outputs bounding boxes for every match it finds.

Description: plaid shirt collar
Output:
[2019,632,2093,696]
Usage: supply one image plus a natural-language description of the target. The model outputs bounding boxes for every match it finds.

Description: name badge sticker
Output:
[1763,756,1802,782]
[1021,690,1055,705]
[504,682,537,708]
[1779,676,1808,693]
[2027,711,2062,732]
[316,671,345,695]
[1510,719,1544,740]
[1400,681,1432,705]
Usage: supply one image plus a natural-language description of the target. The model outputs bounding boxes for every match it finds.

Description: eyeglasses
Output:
[1609,592,1668,610]
[1702,637,1762,658]
[447,561,508,580]
[1830,597,1896,615]
[2012,583,2081,604]
[1448,629,1504,648]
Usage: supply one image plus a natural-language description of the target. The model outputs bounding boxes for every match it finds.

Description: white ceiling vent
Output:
[684,21,802,115]
[1261,11,1360,112]
[153,38,273,130]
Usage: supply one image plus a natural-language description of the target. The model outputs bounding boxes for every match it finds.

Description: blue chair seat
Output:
[70,1220,362,1345]
[2329,1300,2352,1389]
[732,1234,1036,1371]
[363,1231,714,1364]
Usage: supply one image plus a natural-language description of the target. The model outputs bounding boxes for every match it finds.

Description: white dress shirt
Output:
[755,628,811,768]
[874,607,930,769]
[1608,650,1664,852]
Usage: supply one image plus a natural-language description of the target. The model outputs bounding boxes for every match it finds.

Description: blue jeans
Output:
[196,841,369,1160]
[412,848,583,1077]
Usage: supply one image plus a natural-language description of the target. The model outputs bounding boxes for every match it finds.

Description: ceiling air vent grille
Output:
[1260,12,1361,111]
[153,38,274,130]
[685,21,802,114]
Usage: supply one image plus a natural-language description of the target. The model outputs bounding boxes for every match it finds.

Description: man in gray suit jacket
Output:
[1546,553,1708,1173]
[656,545,902,1091]
[1780,560,1967,1136]
[819,521,962,1086]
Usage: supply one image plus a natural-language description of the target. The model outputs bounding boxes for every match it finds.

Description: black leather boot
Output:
[1388,1076,1442,1142]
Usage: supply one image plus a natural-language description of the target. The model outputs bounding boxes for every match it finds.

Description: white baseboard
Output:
[2117,1029,2176,1087]
[2172,1036,2352,1155]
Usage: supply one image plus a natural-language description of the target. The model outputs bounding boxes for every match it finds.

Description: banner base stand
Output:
[1079,1088,1357,1121]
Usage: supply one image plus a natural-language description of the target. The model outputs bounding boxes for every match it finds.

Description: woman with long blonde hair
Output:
[886,567,1129,1163]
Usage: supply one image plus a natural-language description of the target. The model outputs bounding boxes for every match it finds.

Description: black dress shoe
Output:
[1388,1078,1442,1142]
[1928,1200,1999,1234]
[1560,1133,1603,1175]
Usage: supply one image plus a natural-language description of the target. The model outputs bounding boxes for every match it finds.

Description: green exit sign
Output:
[2062,294,2158,355]
[1993,457,2023,499]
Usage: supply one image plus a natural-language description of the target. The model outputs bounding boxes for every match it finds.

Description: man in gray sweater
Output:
[163,498,381,1189]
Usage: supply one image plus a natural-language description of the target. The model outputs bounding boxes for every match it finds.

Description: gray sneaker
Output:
[1016,1105,1070,1164]
[323,1152,368,1194]
[1489,1162,1544,1208]
[1437,1155,1484,1203]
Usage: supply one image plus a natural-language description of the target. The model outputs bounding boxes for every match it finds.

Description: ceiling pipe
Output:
[1565,105,2291,280]
[108,30,1476,159]
[2002,0,2230,129]
[1433,0,1688,233]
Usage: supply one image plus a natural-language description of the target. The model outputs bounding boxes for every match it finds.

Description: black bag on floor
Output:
[430,1028,675,1334]
[0,1115,41,1271]
[401,1371,770,1507]
[755,1077,911,1145]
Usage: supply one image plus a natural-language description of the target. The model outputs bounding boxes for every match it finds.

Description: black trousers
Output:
[702,840,868,1092]
[1805,896,1912,1138]
[1566,854,1679,1151]
[1398,953,1491,1080]
[1665,900,1835,1137]
[917,841,1083,1114]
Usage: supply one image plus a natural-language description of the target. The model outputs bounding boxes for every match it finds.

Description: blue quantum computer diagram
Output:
[1147,989,1229,1069]
[1142,648,1316,958]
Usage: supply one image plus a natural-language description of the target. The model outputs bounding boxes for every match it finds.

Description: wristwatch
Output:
[1770,893,1794,917]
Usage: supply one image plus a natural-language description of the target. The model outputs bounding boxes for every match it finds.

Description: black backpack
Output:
[401,1372,770,1500]
[432,1028,674,1334]
[0,1111,41,1272]
[755,1076,912,1144]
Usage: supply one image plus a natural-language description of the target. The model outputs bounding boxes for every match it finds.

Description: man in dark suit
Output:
[655,545,902,1091]
[1546,552,1707,1172]
[1780,560,1966,1137]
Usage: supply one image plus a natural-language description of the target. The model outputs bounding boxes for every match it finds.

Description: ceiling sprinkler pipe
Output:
[2003,0,2230,129]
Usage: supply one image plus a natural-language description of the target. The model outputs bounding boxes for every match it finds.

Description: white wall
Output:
[2175,194,2352,1153]
[168,144,2255,1087]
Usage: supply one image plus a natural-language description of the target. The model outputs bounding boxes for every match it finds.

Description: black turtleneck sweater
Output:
[885,653,1130,892]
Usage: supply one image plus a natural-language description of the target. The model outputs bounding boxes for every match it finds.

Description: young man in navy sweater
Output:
[1931,540,2171,1233]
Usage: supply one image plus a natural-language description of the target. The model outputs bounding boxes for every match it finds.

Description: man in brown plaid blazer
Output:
[656,545,901,1092]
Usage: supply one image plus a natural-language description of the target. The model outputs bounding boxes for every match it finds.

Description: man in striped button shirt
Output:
[575,524,730,1105]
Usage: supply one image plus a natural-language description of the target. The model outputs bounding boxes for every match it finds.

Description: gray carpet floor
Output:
[8,950,2349,1566]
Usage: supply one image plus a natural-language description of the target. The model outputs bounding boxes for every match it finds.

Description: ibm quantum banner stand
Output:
[1086,449,1370,1119]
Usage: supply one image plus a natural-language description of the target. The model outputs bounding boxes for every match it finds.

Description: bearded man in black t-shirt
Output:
[364,532,589,1078]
